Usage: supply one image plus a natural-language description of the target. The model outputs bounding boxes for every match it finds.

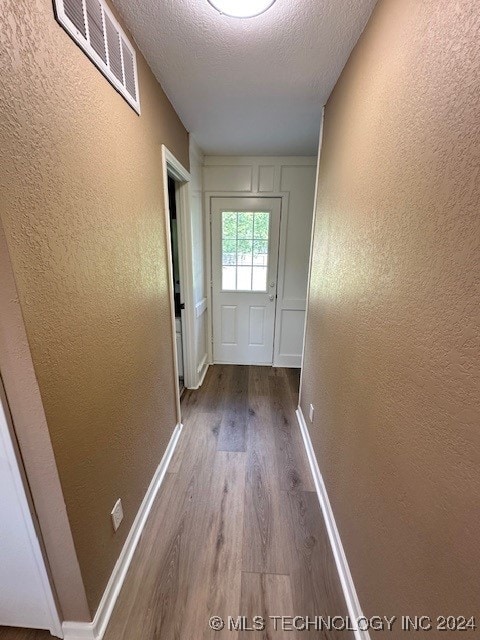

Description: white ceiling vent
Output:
[54,0,140,113]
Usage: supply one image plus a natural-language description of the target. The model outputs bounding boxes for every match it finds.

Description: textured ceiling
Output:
[113,0,378,155]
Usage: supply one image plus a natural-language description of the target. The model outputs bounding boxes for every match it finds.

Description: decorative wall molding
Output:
[63,423,183,640]
[194,358,209,390]
[195,297,208,318]
[296,407,370,640]
[203,156,316,367]
[203,164,253,192]
[196,354,208,376]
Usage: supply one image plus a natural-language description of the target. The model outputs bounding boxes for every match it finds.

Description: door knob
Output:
[269,294,275,301]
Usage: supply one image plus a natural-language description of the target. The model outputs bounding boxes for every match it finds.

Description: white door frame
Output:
[161,146,196,418]
[0,384,63,638]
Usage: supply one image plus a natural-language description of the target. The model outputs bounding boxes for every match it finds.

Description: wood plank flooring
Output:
[0,365,352,640]
[0,630,50,640]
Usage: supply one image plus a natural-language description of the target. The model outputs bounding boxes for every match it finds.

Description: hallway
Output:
[0,367,350,640]
[99,365,350,638]
[1,0,479,634]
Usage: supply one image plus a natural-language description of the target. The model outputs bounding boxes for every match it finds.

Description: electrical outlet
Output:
[309,403,315,423]
[111,498,123,532]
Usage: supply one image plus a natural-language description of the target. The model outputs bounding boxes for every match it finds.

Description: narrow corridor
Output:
[102,365,350,638]
[0,366,351,640]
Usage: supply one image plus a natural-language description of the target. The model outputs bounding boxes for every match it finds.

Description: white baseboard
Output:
[63,423,183,640]
[296,407,370,640]
[273,354,302,368]
[62,621,95,640]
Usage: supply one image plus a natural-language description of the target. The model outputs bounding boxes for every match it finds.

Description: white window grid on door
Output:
[221,210,270,292]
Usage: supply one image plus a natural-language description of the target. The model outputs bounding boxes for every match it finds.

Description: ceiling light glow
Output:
[207,0,276,18]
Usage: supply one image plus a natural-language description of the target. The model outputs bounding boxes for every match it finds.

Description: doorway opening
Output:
[162,146,195,424]
[167,176,185,394]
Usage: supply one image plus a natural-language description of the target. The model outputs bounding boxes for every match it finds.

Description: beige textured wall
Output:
[301,0,480,631]
[0,0,189,616]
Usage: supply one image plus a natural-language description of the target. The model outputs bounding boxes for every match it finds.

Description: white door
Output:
[211,197,281,364]
[0,393,62,636]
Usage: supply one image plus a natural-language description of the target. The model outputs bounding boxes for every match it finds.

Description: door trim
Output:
[298,109,325,405]
[0,384,63,637]
[161,147,196,419]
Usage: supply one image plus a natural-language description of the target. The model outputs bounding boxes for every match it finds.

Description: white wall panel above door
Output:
[258,166,275,193]
[203,165,253,192]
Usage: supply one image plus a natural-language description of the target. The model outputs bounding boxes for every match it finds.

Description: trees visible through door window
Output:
[222,211,270,291]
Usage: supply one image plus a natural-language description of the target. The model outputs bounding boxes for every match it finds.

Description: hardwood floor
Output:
[104,365,351,639]
[0,366,352,640]
[0,630,51,640]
